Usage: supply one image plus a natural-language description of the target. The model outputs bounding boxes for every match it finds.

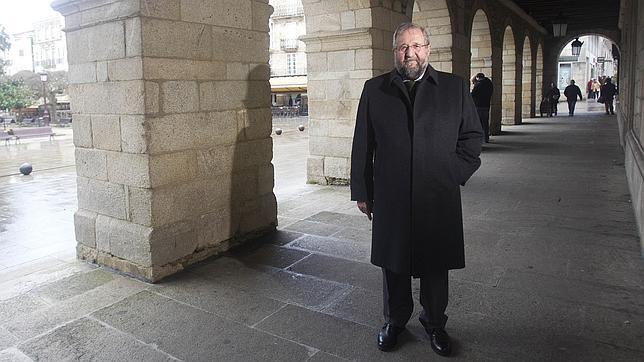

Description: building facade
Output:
[557,35,616,98]
[268,0,307,109]
[1,15,67,75]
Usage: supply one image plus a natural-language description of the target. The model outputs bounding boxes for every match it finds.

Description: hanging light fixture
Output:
[571,38,583,56]
[552,13,567,37]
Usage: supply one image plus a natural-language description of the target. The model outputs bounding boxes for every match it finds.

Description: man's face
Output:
[394,28,431,80]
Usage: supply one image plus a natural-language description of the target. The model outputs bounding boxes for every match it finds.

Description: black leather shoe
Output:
[429,328,452,356]
[377,323,404,351]
[419,319,452,357]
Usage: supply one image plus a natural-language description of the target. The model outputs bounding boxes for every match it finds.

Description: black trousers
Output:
[604,99,614,114]
[567,99,577,115]
[382,268,448,329]
[476,107,490,142]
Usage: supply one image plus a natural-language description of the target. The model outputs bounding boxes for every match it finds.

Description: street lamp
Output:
[571,38,583,56]
[552,13,567,37]
[39,72,48,126]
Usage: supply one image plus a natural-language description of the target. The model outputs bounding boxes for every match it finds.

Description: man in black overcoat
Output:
[350,22,483,356]
[471,73,493,142]
[563,79,583,116]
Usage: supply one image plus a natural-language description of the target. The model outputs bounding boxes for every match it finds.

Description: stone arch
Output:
[413,0,453,73]
[470,8,492,79]
[501,25,517,125]
[553,32,621,59]
[542,28,620,96]
[521,35,532,118]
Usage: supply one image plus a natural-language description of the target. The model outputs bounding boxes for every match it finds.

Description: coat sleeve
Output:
[453,79,483,186]
[350,84,375,202]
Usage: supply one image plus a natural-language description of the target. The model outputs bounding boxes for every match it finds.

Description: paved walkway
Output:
[0,103,643,361]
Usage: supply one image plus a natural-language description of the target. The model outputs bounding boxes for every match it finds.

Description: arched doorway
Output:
[470,9,492,79]
[501,25,517,125]
[521,36,533,118]
[555,35,618,115]
[413,0,453,73]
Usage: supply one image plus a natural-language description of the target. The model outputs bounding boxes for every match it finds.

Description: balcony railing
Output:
[272,2,304,18]
[270,65,307,77]
[280,38,299,52]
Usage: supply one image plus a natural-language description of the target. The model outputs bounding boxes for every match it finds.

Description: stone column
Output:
[53,0,276,282]
[303,1,409,184]
[489,42,503,135]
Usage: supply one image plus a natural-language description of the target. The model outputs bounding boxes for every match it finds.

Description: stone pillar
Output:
[53,0,276,282]
[489,42,503,135]
[303,1,409,184]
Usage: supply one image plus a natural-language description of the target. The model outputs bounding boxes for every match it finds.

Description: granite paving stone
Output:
[189,256,351,311]
[288,253,381,291]
[328,226,372,244]
[92,290,313,361]
[322,286,383,328]
[497,268,644,313]
[0,261,96,301]
[306,351,350,361]
[0,327,16,351]
[151,271,285,326]
[18,318,176,361]
[0,294,48,324]
[288,234,371,263]
[0,347,31,362]
[256,304,445,361]
[285,220,344,237]
[256,229,305,246]
[234,244,310,269]
[31,268,115,303]
[304,211,372,230]
[4,276,147,339]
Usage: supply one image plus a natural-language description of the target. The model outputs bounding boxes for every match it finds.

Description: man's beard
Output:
[395,56,428,80]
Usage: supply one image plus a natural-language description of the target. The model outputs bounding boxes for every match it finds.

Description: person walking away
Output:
[600,77,617,115]
[564,80,583,116]
[592,79,601,99]
[586,79,593,99]
[471,73,493,143]
[351,22,483,357]
[546,82,560,116]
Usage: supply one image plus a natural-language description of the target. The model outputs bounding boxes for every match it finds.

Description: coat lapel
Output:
[388,70,412,109]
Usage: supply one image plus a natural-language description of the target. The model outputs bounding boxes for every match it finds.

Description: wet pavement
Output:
[0,103,643,361]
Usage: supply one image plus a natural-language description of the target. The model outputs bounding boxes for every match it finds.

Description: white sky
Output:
[0,0,60,34]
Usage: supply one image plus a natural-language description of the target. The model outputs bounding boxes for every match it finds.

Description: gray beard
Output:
[395,59,428,80]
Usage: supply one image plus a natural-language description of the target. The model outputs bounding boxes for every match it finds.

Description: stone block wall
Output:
[501,26,517,125]
[303,0,409,184]
[619,0,644,253]
[55,0,276,281]
[521,37,533,118]
[413,0,453,73]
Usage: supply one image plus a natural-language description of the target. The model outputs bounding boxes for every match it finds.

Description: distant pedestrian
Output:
[600,77,617,115]
[586,79,593,99]
[545,82,560,116]
[592,79,601,99]
[564,80,583,116]
[471,73,493,143]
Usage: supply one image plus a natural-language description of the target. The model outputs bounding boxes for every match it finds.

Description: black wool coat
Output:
[350,65,483,277]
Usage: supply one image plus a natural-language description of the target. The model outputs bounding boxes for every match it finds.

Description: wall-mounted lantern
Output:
[571,38,583,56]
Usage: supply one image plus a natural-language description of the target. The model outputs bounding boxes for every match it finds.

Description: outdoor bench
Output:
[11,127,56,143]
